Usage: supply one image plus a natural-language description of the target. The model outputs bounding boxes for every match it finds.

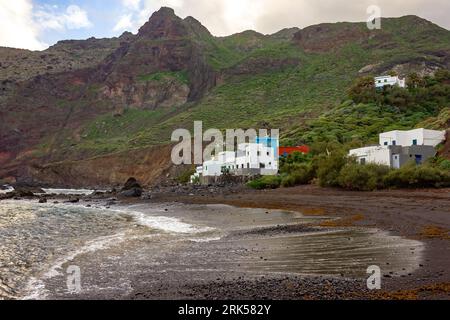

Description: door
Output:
[415,155,423,165]
[392,154,400,169]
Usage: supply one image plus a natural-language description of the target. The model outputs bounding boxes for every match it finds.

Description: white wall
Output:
[349,146,392,167]
[203,160,223,176]
[423,129,446,147]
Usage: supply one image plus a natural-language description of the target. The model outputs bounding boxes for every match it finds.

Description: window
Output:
[267,152,270,156]
[257,151,261,156]
[360,158,366,165]
[412,139,418,146]
[384,142,388,146]
[392,140,396,146]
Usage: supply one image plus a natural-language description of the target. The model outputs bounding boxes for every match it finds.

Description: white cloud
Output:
[0,0,48,50]
[34,4,92,31]
[116,0,450,36]
[122,0,141,10]
[113,14,133,32]
[65,5,92,29]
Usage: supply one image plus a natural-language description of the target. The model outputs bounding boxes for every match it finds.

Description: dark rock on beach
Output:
[13,183,45,194]
[120,178,143,198]
[66,197,80,203]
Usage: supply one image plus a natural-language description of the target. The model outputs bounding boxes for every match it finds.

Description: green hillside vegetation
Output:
[137,70,189,84]
[291,70,450,146]
[44,16,450,164]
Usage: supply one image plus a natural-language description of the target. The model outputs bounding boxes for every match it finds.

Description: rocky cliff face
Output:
[94,7,217,106]
[0,7,218,182]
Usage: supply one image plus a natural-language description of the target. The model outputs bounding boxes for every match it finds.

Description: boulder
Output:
[122,178,141,190]
[0,193,15,200]
[14,188,35,197]
[120,178,143,198]
[67,197,80,203]
[120,188,143,198]
[13,183,45,195]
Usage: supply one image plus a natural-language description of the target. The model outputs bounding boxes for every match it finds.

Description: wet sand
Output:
[143,185,450,300]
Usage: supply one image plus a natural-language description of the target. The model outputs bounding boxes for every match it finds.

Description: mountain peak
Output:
[137,7,185,39]
[155,6,176,16]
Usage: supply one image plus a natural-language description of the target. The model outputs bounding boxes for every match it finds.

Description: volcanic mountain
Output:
[0,7,449,186]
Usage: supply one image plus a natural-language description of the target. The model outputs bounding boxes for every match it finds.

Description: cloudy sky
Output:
[1,0,449,51]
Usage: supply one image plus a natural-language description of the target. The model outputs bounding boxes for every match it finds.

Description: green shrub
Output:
[247,176,281,190]
[280,152,313,166]
[438,159,450,171]
[281,163,314,187]
[176,168,196,184]
[384,162,450,188]
[314,152,347,187]
[338,163,390,191]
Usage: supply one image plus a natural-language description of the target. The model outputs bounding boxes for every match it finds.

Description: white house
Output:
[202,151,236,177]
[349,129,445,169]
[235,143,279,175]
[375,75,406,89]
[379,129,446,147]
[193,142,278,180]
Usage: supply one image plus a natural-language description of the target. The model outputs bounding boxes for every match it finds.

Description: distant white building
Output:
[193,142,278,181]
[375,75,406,89]
[379,129,446,147]
[350,129,446,169]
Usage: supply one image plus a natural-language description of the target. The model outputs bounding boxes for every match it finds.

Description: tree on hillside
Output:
[347,76,378,104]
[407,72,423,89]
[388,70,398,77]
[434,69,450,83]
